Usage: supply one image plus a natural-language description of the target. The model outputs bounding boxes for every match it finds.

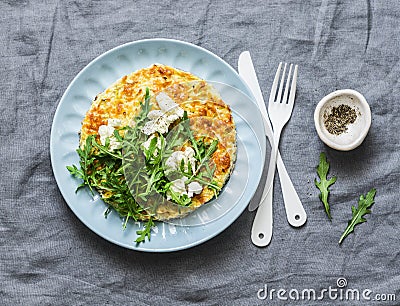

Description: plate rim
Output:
[50,38,265,252]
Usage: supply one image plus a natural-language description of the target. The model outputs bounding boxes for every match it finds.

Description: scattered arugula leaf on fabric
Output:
[314,152,337,220]
[339,188,376,244]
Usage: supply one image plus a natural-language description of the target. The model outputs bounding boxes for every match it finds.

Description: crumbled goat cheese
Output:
[187,181,203,198]
[98,118,122,151]
[156,92,184,118]
[141,115,170,135]
[141,92,184,135]
[167,177,203,200]
[165,147,197,172]
[169,177,188,197]
[167,176,203,200]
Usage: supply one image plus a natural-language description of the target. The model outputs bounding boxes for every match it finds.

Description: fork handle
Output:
[277,153,307,227]
[251,181,273,247]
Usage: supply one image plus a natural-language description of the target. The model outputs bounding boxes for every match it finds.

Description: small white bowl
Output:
[314,89,371,151]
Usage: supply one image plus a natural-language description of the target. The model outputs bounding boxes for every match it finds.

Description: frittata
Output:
[78,64,236,221]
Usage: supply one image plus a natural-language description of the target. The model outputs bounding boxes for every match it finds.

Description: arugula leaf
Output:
[315,152,337,219]
[67,90,154,244]
[67,135,96,194]
[180,114,219,189]
[135,218,155,244]
[339,188,376,244]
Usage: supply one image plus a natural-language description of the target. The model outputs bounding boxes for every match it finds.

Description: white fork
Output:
[263,63,298,199]
[251,62,298,246]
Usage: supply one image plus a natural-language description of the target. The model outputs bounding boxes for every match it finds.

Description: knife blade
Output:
[238,51,274,141]
[238,51,275,211]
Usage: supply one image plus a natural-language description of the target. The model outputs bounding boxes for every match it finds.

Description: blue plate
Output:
[50,38,265,252]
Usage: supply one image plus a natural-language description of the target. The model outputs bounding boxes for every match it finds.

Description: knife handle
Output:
[251,182,273,247]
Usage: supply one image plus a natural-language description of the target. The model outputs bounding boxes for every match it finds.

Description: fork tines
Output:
[270,62,298,105]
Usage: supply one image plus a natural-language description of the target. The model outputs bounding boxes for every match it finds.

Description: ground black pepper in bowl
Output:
[323,104,357,135]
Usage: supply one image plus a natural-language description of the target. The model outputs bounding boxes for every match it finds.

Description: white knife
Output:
[238,51,307,231]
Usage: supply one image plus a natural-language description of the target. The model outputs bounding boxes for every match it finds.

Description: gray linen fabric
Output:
[1,0,399,305]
